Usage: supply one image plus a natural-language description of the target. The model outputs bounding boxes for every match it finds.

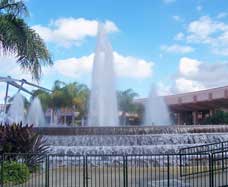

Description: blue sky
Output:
[1,0,228,99]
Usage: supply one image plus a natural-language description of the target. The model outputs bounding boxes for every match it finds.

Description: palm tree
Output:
[0,0,52,80]
[34,81,90,123]
[71,83,89,118]
[60,82,89,118]
[117,89,139,126]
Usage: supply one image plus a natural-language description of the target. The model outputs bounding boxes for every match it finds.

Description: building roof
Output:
[136,85,228,112]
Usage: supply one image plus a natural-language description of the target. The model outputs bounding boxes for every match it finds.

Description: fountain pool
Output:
[34,125,228,155]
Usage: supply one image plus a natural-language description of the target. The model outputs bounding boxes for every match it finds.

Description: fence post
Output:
[125,156,128,187]
[83,155,88,187]
[45,155,49,187]
[209,153,214,187]
[179,152,183,177]
[167,155,170,187]
[222,142,224,171]
[123,156,128,187]
[123,156,125,187]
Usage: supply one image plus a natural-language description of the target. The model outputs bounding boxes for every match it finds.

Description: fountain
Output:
[88,23,119,126]
[1,94,45,126]
[46,132,228,155]
[3,23,228,156]
[27,97,46,127]
[144,85,171,125]
[32,23,228,155]
[7,93,25,124]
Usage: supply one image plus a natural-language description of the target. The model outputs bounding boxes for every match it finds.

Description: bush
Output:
[0,161,30,184]
[0,123,49,171]
[203,110,228,124]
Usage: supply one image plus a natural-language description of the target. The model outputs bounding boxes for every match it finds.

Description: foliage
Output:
[117,89,140,125]
[134,103,145,124]
[203,110,228,124]
[0,161,30,184]
[0,0,52,80]
[0,123,49,169]
[118,89,139,113]
[0,0,28,16]
[33,81,144,124]
[33,81,90,119]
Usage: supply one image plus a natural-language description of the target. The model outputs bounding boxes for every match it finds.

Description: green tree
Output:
[117,89,139,126]
[58,82,90,118]
[0,0,52,80]
[33,81,90,121]
[71,83,90,118]
[204,110,228,124]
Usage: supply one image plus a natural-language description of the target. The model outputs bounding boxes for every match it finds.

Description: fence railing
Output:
[179,140,228,155]
[1,150,228,186]
[179,140,228,177]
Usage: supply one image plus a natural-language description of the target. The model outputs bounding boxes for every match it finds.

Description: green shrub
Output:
[0,123,49,171]
[0,161,30,184]
[203,110,228,124]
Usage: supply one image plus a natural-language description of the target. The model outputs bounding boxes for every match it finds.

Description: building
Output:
[137,86,228,125]
[45,108,80,126]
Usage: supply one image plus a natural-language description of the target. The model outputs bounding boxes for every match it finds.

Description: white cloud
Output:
[161,44,194,54]
[174,32,184,40]
[0,55,40,102]
[174,16,228,56]
[157,82,173,96]
[53,54,94,78]
[179,57,200,77]
[173,57,228,93]
[32,18,119,47]
[52,52,153,79]
[175,78,205,93]
[114,52,153,78]
[217,12,228,19]
[0,55,33,81]
[212,48,228,56]
[187,16,227,44]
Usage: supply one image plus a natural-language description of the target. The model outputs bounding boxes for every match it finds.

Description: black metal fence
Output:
[179,141,228,155]
[1,147,228,186]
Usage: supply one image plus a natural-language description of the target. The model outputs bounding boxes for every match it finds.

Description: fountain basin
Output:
[34,125,228,135]
[33,125,228,155]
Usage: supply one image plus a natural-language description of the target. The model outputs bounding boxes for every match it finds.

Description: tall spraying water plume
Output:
[27,97,45,126]
[88,23,119,126]
[144,85,171,126]
[7,93,25,124]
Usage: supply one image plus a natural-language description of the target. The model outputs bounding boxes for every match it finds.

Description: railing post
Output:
[123,156,128,187]
[222,142,225,171]
[125,156,128,187]
[83,155,88,187]
[83,156,85,187]
[179,152,183,177]
[45,155,49,187]
[209,153,214,187]
[123,156,125,187]
[167,155,170,187]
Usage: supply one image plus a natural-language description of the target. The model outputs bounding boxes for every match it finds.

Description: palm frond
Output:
[0,15,53,80]
[0,0,28,17]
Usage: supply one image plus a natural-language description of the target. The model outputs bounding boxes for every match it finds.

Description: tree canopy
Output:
[0,0,52,80]
[33,81,90,119]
